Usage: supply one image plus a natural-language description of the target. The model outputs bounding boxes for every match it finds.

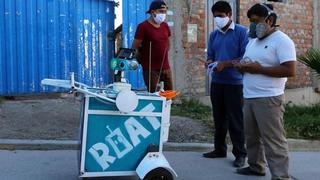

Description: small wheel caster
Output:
[143,168,173,180]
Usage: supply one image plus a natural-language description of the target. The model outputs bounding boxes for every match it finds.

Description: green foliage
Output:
[115,1,120,7]
[172,98,320,140]
[0,96,4,104]
[114,1,120,20]
[298,48,320,77]
[172,98,212,120]
[284,104,320,140]
[171,98,213,127]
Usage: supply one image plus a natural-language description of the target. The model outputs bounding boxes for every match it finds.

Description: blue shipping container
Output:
[0,0,115,95]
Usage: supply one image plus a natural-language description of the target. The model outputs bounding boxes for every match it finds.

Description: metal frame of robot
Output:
[41,57,177,179]
[78,93,177,179]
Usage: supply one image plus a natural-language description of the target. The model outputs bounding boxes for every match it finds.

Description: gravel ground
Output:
[0,96,81,140]
[0,95,214,143]
[169,116,213,143]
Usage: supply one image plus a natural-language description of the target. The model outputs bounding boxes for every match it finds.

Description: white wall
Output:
[285,87,320,106]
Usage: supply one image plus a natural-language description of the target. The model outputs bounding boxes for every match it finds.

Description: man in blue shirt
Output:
[203,1,248,168]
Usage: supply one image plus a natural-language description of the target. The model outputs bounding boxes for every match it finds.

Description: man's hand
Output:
[207,59,241,72]
[239,61,263,74]
[235,59,296,77]
[205,60,214,68]
[214,60,240,72]
[215,62,226,72]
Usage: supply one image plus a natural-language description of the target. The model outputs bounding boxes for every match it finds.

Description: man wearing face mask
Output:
[132,0,172,93]
[203,1,248,168]
[236,4,296,180]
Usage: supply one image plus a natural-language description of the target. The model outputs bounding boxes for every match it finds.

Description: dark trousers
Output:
[210,82,247,158]
[143,69,173,93]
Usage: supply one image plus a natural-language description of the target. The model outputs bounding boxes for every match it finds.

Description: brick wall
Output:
[239,0,313,88]
[166,0,314,96]
[165,0,207,95]
[181,0,207,94]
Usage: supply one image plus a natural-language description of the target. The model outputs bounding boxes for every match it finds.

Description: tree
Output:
[298,48,320,77]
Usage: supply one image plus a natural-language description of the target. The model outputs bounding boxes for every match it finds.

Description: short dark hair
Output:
[211,1,232,14]
[247,3,277,27]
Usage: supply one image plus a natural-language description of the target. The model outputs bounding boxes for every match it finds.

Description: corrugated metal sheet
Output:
[0,0,115,95]
[122,0,153,90]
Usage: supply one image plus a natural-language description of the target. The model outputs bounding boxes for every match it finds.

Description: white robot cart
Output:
[42,48,176,180]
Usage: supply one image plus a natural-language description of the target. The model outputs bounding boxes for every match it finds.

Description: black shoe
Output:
[236,167,266,176]
[233,157,245,167]
[290,175,299,180]
[274,175,298,180]
[202,150,226,158]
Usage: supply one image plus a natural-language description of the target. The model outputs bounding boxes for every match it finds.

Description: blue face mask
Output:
[249,22,257,38]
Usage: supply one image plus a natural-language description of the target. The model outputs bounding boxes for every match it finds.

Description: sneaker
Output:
[202,150,226,158]
[236,167,266,176]
[233,157,245,167]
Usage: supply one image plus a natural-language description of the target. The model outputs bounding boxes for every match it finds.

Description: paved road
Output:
[0,150,319,180]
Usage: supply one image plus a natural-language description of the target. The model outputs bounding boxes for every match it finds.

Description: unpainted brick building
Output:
[164,0,320,105]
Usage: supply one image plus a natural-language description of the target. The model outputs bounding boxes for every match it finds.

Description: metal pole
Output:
[149,41,152,92]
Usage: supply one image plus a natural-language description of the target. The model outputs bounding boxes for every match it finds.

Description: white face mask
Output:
[214,17,230,29]
[256,22,269,39]
[153,13,166,24]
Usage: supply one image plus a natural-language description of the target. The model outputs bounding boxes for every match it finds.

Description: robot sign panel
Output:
[84,100,163,172]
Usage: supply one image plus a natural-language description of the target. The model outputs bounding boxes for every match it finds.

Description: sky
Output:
[115,0,123,28]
